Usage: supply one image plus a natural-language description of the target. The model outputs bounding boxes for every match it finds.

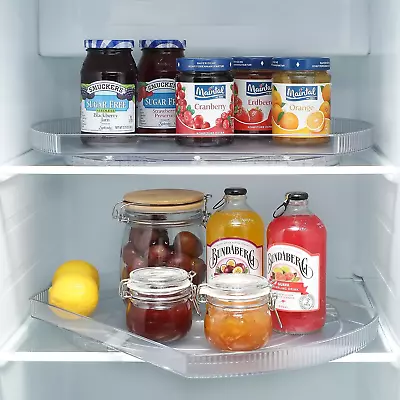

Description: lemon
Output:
[52,260,99,288]
[49,273,99,318]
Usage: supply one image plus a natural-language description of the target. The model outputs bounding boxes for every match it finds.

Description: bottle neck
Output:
[284,200,312,216]
[222,195,250,211]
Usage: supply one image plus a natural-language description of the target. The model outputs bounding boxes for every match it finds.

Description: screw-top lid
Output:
[271,57,330,71]
[224,188,247,196]
[198,274,271,302]
[139,40,186,49]
[232,56,273,70]
[286,191,309,201]
[122,189,205,213]
[177,58,232,72]
[84,40,135,49]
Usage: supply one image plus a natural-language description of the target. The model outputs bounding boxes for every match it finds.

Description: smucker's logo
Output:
[146,79,175,93]
[87,81,126,95]
[286,85,318,101]
[195,84,226,100]
[267,250,313,279]
[246,81,272,97]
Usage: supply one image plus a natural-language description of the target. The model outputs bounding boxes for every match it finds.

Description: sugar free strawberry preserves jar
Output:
[137,40,186,134]
[80,40,137,144]
[232,57,273,134]
[267,192,327,334]
[175,58,234,147]
[271,57,331,145]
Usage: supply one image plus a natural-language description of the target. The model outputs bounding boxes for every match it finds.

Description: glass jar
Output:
[175,58,234,147]
[113,189,209,288]
[197,274,276,351]
[232,57,273,134]
[119,267,197,342]
[80,40,138,145]
[271,57,331,145]
[137,40,186,134]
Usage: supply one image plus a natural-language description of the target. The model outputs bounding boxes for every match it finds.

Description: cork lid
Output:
[123,189,205,213]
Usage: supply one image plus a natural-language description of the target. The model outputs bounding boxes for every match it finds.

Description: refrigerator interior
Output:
[1,0,400,397]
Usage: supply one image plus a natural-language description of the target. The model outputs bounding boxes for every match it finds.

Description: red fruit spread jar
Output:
[232,57,273,134]
[175,58,234,147]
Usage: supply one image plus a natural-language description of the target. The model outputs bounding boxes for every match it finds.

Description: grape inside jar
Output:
[175,58,234,147]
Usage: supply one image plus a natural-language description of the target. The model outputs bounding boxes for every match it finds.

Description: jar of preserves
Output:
[232,57,273,134]
[271,57,331,145]
[137,40,186,134]
[175,58,234,147]
[112,189,209,287]
[119,267,197,342]
[80,40,138,145]
[198,274,277,351]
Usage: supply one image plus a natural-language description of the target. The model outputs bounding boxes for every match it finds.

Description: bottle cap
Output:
[139,40,186,49]
[84,40,135,49]
[224,188,247,196]
[287,192,309,201]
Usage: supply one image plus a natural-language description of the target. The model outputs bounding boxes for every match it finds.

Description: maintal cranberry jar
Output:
[119,267,198,342]
[137,40,186,134]
[112,189,209,287]
[175,58,234,147]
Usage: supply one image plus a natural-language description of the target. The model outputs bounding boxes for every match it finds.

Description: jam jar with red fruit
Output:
[175,58,234,147]
[119,267,198,342]
[112,189,209,287]
[137,40,186,134]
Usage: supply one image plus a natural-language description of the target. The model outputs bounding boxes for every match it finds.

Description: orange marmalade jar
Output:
[197,274,276,351]
[233,57,273,134]
[271,57,331,145]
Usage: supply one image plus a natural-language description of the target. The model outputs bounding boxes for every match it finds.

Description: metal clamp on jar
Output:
[113,189,210,286]
[119,267,199,342]
[197,274,279,351]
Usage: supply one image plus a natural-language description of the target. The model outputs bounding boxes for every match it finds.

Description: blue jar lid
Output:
[84,40,135,49]
[271,57,330,71]
[232,56,273,70]
[139,40,186,49]
[177,58,232,72]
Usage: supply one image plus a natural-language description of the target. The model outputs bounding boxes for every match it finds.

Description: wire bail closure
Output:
[272,194,290,219]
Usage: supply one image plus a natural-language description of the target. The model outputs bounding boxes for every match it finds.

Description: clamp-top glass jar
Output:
[120,267,197,342]
[113,189,208,287]
[197,274,276,351]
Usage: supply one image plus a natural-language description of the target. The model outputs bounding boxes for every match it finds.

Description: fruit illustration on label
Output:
[218,259,248,274]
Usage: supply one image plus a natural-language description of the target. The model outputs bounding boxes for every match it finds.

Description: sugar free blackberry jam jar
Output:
[80,40,138,144]
[137,40,186,134]
[232,57,273,134]
[175,58,234,147]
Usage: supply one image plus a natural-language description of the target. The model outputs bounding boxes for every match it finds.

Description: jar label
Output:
[207,238,263,281]
[234,79,272,131]
[272,83,331,135]
[137,79,176,129]
[267,244,320,312]
[81,81,135,133]
[176,82,234,135]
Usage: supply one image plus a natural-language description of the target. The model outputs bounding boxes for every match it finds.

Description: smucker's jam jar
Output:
[232,57,273,134]
[137,40,186,134]
[271,57,331,145]
[197,274,276,351]
[175,58,234,147]
[80,40,137,145]
[119,267,197,342]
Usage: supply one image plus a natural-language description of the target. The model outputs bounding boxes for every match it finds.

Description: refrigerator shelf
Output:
[30,118,373,166]
[30,285,379,378]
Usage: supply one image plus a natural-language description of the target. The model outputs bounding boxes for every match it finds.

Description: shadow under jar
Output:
[112,189,208,289]
[197,274,276,352]
[175,58,234,147]
[120,267,196,342]
[80,39,138,145]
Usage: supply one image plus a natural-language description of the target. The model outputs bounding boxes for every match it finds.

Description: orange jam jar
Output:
[197,274,276,352]
[271,57,331,145]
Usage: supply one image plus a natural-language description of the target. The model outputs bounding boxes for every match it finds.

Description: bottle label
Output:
[234,79,272,131]
[176,82,234,135]
[272,83,331,135]
[137,79,176,129]
[207,238,263,281]
[267,244,320,312]
[81,80,135,133]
